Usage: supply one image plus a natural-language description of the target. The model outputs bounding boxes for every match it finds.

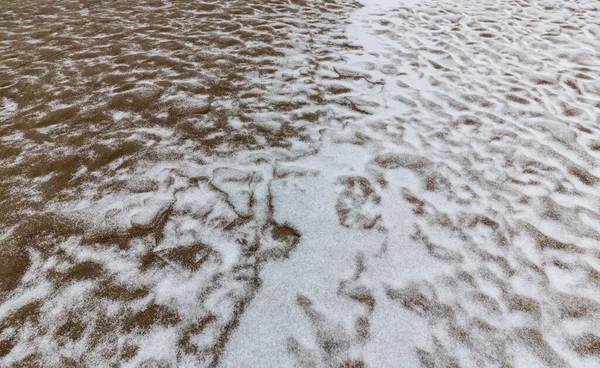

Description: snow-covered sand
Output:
[1,0,600,366]
[223,0,600,366]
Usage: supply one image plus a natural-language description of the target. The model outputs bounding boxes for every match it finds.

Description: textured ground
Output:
[1,0,600,366]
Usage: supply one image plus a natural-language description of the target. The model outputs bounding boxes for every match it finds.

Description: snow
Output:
[2,0,600,366]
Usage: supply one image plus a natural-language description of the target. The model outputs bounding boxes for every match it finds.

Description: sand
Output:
[1,0,600,366]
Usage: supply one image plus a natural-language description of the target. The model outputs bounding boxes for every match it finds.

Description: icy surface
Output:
[2,0,600,366]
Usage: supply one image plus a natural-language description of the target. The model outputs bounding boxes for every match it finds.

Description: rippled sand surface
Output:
[1,0,600,366]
